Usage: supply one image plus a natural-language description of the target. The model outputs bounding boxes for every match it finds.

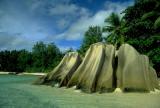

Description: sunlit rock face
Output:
[95,44,116,93]
[36,52,82,86]
[67,43,106,92]
[116,44,159,91]
[35,43,159,93]
[68,43,115,93]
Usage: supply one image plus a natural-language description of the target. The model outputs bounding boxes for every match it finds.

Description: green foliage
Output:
[103,12,125,47]
[154,16,160,29]
[32,42,46,71]
[123,0,160,76]
[0,42,62,73]
[141,11,159,21]
[102,0,160,76]
[78,26,102,56]
[124,0,158,23]
[31,42,62,72]
[18,50,32,71]
[0,50,22,72]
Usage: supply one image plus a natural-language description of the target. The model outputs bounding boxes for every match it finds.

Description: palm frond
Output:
[103,26,115,32]
[141,11,159,21]
[105,12,121,27]
[154,16,160,29]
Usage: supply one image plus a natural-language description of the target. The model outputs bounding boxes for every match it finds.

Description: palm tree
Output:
[103,12,125,47]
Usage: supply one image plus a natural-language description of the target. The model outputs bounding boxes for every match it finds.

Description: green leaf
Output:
[154,16,160,29]
[141,11,159,20]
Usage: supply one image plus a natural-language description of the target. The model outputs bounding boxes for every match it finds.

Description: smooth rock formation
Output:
[95,44,115,92]
[35,42,159,93]
[35,52,82,86]
[67,43,116,93]
[116,44,159,91]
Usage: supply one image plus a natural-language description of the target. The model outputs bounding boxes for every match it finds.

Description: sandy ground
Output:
[0,72,46,75]
[0,75,160,108]
[19,72,46,76]
[0,72,10,74]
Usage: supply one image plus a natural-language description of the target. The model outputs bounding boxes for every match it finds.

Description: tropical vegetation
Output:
[0,42,62,73]
[0,0,159,76]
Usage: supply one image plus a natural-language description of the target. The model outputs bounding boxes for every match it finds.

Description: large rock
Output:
[35,42,159,93]
[67,43,116,93]
[116,44,159,91]
[96,44,116,92]
[67,43,105,92]
[35,52,82,86]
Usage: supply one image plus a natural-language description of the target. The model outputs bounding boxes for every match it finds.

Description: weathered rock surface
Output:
[35,43,159,93]
[35,52,82,86]
[116,44,159,91]
[67,43,116,93]
[96,44,116,92]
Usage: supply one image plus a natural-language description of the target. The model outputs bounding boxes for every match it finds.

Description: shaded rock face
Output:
[36,52,82,86]
[35,43,159,93]
[67,43,115,93]
[96,44,116,92]
[117,44,159,91]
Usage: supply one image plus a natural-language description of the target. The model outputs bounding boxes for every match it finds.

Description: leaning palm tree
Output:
[103,12,125,48]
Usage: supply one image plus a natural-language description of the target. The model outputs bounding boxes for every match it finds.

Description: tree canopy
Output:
[0,42,62,73]
[123,0,160,75]
[78,26,103,56]
[103,12,125,48]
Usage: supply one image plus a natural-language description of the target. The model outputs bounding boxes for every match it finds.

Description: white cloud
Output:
[67,10,111,40]
[54,10,111,41]
[104,1,134,14]
[49,4,78,15]
[0,32,33,51]
[56,18,70,29]
[54,0,134,41]
[0,0,134,51]
[49,2,90,29]
[28,0,71,12]
[0,6,51,41]
[47,1,90,17]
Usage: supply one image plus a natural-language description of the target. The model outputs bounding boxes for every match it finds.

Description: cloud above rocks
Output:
[53,0,134,41]
[0,0,134,51]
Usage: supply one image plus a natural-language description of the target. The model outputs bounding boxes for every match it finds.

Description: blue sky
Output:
[0,0,134,51]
